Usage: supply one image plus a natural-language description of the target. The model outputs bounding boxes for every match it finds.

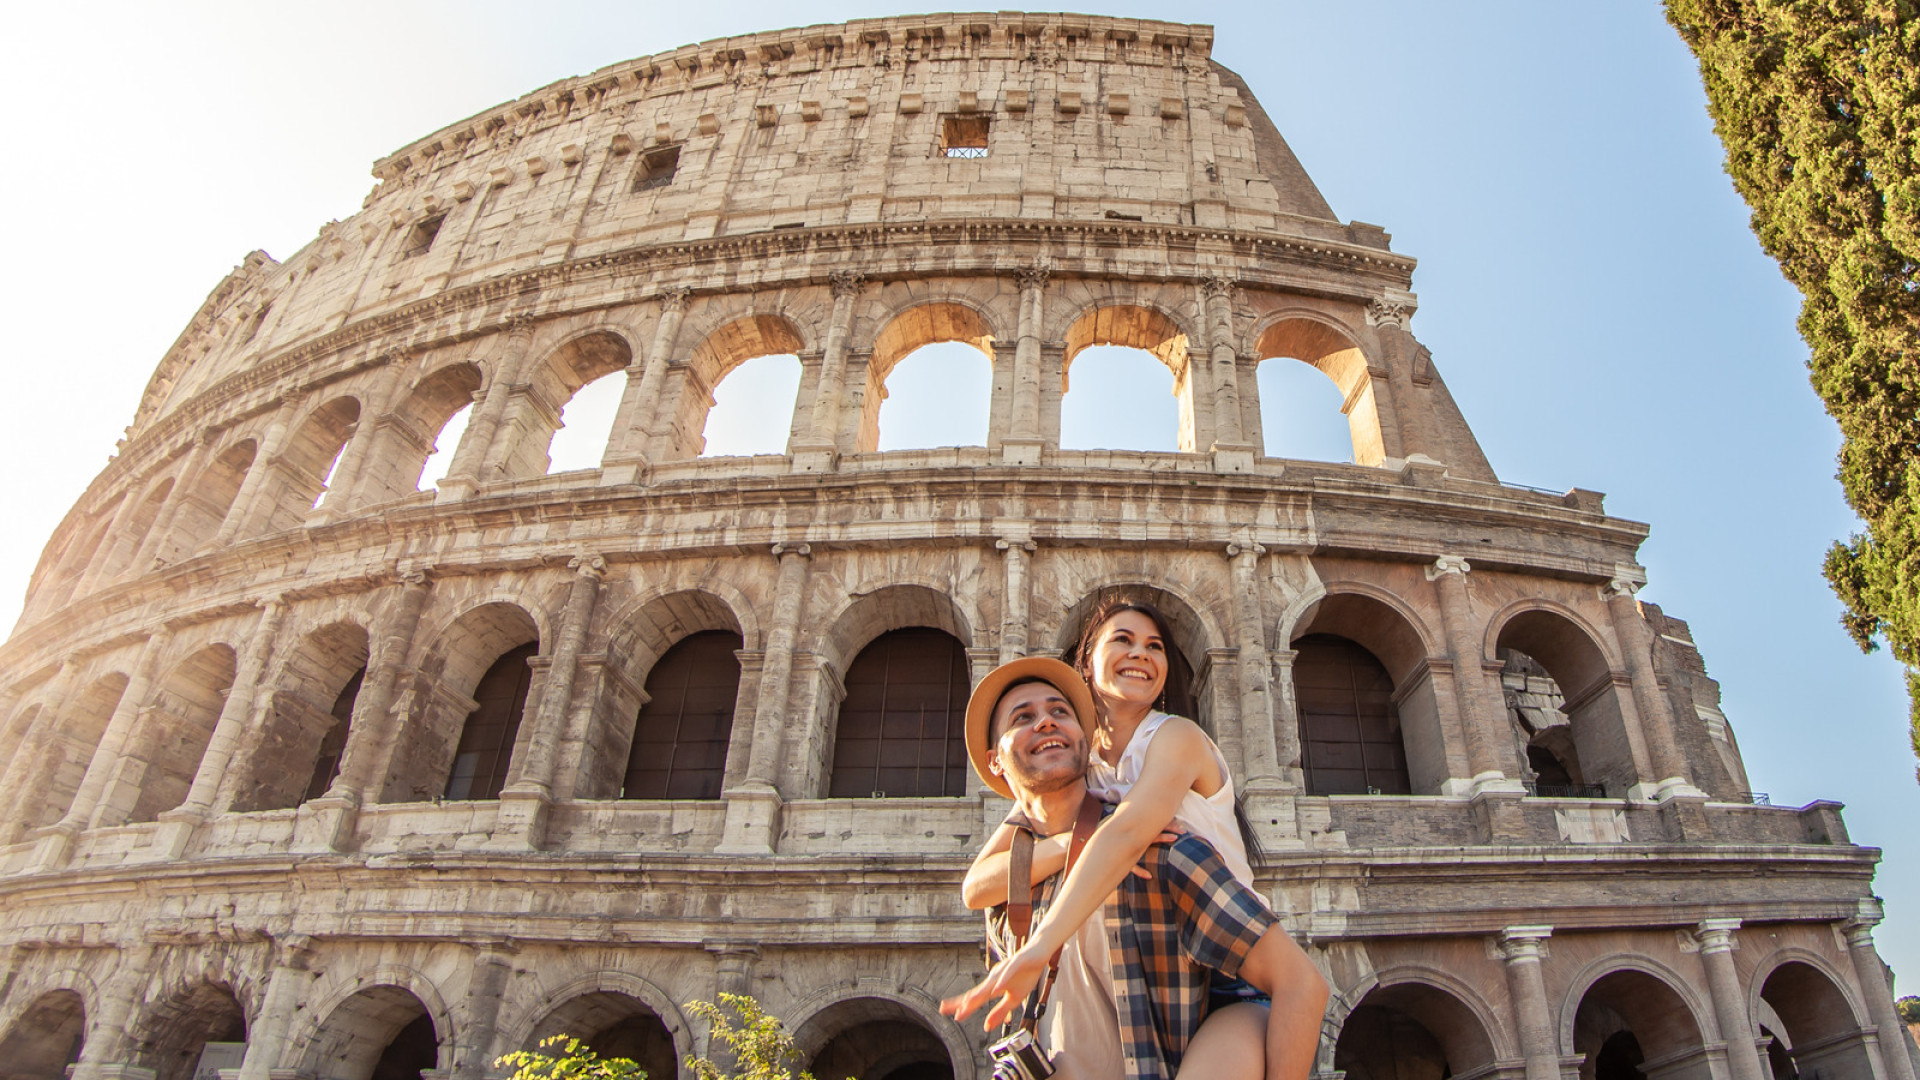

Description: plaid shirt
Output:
[990,805,1276,1080]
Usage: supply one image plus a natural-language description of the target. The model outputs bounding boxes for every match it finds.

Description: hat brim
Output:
[964,656,1099,799]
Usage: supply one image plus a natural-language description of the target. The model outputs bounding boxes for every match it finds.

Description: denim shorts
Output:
[1208,973,1272,1014]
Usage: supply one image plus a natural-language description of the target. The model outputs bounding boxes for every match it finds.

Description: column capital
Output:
[1841,916,1881,949]
[500,312,538,337]
[1226,540,1267,559]
[771,541,812,559]
[1491,925,1552,963]
[472,937,520,962]
[1425,554,1471,580]
[995,537,1036,553]
[567,553,609,580]
[395,566,433,588]
[273,933,318,970]
[1602,570,1645,600]
[1692,919,1742,954]
[657,285,693,312]
[1015,263,1051,290]
[828,270,866,297]
[1365,289,1418,329]
[1200,275,1238,300]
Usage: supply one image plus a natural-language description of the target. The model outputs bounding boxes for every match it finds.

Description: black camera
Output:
[988,1029,1056,1080]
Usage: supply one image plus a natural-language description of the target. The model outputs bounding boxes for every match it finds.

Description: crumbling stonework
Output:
[0,13,1911,1080]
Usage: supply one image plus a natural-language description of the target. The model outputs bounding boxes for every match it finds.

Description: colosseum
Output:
[0,11,1910,1080]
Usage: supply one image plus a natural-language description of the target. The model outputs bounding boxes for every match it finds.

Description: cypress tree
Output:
[1665,0,1920,774]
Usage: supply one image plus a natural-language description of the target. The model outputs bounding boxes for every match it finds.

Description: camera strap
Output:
[1004,792,1103,1035]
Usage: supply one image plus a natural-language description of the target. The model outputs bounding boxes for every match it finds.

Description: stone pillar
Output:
[1003,265,1048,465]
[1691,920,1767,1080]
[1602,573,1704,800]
[215,396,302,546]
[1494,927,1560,1080]
[73,488,152,597]
[1843,909,1919,1080]
[439,315,537,500]
[792,271,864,472]
[150,597,290,857]
[1201,277,1254,471]
[600,287,691,485]
[1270,648,1303,777]
[130,432,218,571]
[301,568,433,851]
[1227,540,1282,790]
[496,554,607,848]
[702,946,761,1069]
[53,631,171,845]
[1426,556,1523,794]
[996,536,1035,664]
[236,935,319,1080]
[69,941,155,1080]
[718,543,811,854]
[452,941,518,1080]
[0,663,77,843]
[305,419,362,521]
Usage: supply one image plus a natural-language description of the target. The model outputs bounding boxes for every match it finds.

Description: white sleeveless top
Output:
[1086,711,1255,888]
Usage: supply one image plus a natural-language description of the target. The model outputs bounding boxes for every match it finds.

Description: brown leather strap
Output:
[1011,793,1106,1033]
[1006,828,1035,940]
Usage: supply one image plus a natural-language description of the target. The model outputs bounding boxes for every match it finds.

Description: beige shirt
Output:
[1038,898,1125,1080]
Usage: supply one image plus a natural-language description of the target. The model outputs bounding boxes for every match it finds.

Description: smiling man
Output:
[943,656,1327,1080]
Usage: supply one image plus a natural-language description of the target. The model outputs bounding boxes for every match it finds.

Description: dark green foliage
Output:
[1665,0,1920,775]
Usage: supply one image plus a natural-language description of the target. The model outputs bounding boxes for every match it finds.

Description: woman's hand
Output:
[940,940,1054,1030]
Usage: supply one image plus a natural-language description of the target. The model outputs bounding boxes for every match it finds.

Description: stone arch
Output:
[1060,302,1199,453]
[1250,312,1387,466]
[861,300,999,453]
[229,619,372,812]
[1287,585,1447,794]
[504,971,692,1060]
[497,328,635,479]
[1561,957,1715,1080]
[17,672,129,834]
[257,395,362,532]
[46,493,127,604]
[123,978,248,1080]
[596,588,751,801]
[382,600,542,804]
[0,702,42,799]
[668,313,810,460]
[789,989,971,1080]
[1491,602,1643,797]
[516,974,691,1080]
[102,476,176,578]
[294,973,449,1080]
[168,438,258,556]
[1051,580,1225,729]
[0,989,88,1080]
[122,643,238,824]
[355,361,484,505]
[1330,969,1509,1080]
[1750,952,1877,1080]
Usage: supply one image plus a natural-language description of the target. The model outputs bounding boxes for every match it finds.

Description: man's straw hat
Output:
[964,656,1099,799]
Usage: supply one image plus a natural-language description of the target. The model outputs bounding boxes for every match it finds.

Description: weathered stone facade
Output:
[0,13,1909,1080]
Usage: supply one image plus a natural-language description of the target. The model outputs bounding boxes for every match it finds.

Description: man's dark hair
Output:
[989,675,1072,741]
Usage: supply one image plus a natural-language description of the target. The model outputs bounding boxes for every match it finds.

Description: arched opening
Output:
[230,622,370,813]
[0,704,40,791]
[55,496,126,598]
[1293,634,1411,795]
[1054,585,1207,726]
[1290,592,1443,793]
[382,602,539,805]
[498,331,632,478]
[865,303,996,452]
[126,981,246,1080]
[676,314,806,460]
[1333,981,1499,1080]
[359,363,483,503]
[104,478,175,578]
[264,396,361,530]
[1252,317,1383,466]
[525,992,679,1080]
[1572,969,1710,1080]
[623,629,742,799]
[1496,610,1640,797]
[124,644,238,824]
[1758,961,1876,1080]
[829,628,969,798]
[169,440,257,555]
[0,990,86,1080]
[303,986,438,1080]
[1061,306,1193,453]
[1257,358,1354,462]
[796,998,956,1080]
[26,673,129,832]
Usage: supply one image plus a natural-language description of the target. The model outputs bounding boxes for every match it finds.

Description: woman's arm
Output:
[962,821,1069,910]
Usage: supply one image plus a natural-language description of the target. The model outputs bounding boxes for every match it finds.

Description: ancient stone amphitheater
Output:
[0,12,1910,1080]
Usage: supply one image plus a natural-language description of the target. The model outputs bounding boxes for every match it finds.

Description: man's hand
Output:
[940,940,1053,1030]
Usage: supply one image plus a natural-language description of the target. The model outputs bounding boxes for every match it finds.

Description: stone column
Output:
[1201,277,1254,471]
[215,396,303,546]
[1691,920,1767,1080]
[996,536,1035,664]
[792,272,864,472]
[69,941,155,1080]
[496,554,607,848]
[1003,265,1049,465]
[73,488,152,597]
[149,598,290,857]
[0,663,77,843]
[130,431,218,571]
[236,935,319,1080]
[1843,909,1919,1080]
[301,568,433,851]
[718,543,811,854]
[702,946,761,1069]
[452,941,518,1080]
[53,631,171,844]
[1602,573,1703,800]
[1227,540,1282,790]
[1494,927,1560,1080]
[1426,556,1522,794]
[440,315,537,500]
[1270,648,1303,778]
[600,287,691,485]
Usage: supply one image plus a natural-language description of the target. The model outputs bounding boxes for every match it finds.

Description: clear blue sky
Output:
[2,2,1913,983]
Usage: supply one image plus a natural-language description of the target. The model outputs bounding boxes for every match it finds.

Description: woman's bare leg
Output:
[1177,1002,1269,1080]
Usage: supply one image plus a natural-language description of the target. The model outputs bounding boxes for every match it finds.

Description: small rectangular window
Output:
[632,145,681,191]
[941,114,989,158]
[402,215,444,258]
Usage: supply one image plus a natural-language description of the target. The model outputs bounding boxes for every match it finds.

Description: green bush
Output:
[1898,995,1920,1024]
[496,993,829,1080]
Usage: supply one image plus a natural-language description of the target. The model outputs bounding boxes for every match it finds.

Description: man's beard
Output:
[1006,744,1089,795]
